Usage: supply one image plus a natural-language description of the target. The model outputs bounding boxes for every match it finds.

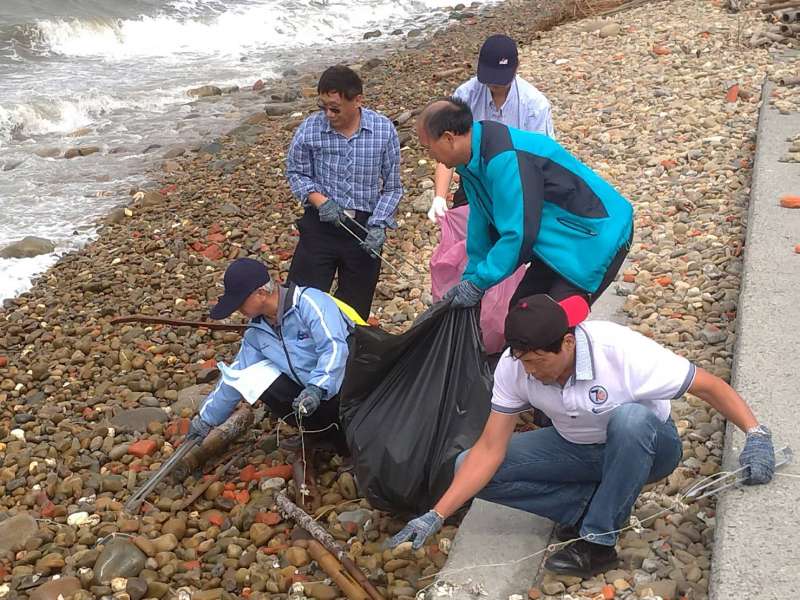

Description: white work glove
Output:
[427,196,448,224]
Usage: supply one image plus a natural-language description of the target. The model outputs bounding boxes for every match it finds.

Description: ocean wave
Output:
[0,91,183,145]
[5,0,453,61]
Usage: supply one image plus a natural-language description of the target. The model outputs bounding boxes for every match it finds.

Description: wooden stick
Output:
[293,455,321,512]
[276,492,386,600]
[763,1,800,12]
[307,541,370,600]
[432,67,466,81]
[110,314,247,332]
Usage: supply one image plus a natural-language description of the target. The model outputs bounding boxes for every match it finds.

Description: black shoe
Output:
[544,539,618,578]
[553,523,580,542]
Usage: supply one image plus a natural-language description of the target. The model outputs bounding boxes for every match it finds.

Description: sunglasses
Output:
[317,103,341,114]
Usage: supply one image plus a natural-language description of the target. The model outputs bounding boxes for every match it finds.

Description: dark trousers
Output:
[258,374,347,452]
[288,207,381,320]
[509,229,633,309]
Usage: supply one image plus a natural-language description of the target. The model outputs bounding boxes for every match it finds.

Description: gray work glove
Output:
[360,226,386,257]
[388,510,444,550]
[188,415,213,441]
[292,384,324,418]
[443,280,484,308]
[739,425,775,485]
[317,199,346,226]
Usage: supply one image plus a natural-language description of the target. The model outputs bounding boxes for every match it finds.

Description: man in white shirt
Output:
[390,294,776,578]
[428,34,555,222]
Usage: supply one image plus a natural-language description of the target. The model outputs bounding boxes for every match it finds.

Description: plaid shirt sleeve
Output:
[286,119,318,202]
[368,123,403,228]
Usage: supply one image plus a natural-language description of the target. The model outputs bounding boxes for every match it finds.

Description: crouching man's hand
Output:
[292,384,324,418]
[388,510,444,550]
[739,425,775,484]
[188,415,212,441]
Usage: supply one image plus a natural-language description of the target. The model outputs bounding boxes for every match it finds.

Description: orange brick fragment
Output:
[263,464,294,480]
[652,44,670,55]
[602,584,616,599]
[656,276,672,287]
[794,244,800,254]
[207,232,226,243]
[183,560,201,570]
[202,244,223,260]
[725,84,739,103]
[0,356,7,368]
[128,439,158,458]
[623,273,636,283]
[255,511,282,526]
[206,512,225,527]
[779,194,800,208]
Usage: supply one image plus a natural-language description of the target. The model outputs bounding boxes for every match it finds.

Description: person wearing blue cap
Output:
[428,34,555,222]
[186,258,358,452]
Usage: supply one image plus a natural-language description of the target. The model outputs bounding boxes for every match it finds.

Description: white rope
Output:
[417,469,737,589]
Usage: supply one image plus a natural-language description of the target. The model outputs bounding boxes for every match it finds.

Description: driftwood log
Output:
[276,492,385,600]
[762,1,800,12]
[307,541,370,600]
[111,314,247,332]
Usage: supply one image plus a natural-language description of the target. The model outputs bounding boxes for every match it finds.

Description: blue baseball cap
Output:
[477,34,519,86]
[210,258,269,320]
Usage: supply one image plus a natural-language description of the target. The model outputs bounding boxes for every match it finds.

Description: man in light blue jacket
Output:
[188,258,355,452]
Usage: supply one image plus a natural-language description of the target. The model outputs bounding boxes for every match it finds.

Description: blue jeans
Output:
[457,404,682,546]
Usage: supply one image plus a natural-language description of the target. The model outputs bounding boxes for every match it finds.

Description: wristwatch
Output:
[745,424,771,437]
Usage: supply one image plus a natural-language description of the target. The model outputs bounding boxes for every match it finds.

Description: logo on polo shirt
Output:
[499,58,509,65]
[588,385,608,405]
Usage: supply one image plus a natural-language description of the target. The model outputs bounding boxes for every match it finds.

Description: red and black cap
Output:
[504,294,589,351]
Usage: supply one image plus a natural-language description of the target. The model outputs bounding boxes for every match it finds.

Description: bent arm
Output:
[688,367,758,432]
[433,410,518,518]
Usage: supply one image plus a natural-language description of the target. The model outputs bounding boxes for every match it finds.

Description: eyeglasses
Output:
[317,103,341,114]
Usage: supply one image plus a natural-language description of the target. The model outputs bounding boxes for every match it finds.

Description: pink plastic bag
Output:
[430,205,526,354]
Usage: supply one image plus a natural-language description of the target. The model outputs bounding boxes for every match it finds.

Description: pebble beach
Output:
[0,0,796,599]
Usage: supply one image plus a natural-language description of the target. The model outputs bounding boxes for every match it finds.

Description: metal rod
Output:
[124,438,199,514]
[342,216,426,276]
[338,220,406,278]
[684,446,793,502]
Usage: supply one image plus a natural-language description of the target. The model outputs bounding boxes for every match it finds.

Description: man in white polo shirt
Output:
[389,294,776,578]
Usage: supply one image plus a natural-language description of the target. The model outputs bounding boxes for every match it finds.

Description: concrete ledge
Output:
[709,82,800,599]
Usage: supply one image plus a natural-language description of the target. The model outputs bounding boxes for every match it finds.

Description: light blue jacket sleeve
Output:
[198,332,259,426]
[295,289,350,399]
[464,151,542,290]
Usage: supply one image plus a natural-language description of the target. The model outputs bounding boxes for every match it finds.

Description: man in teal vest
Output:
[417,97,634,318]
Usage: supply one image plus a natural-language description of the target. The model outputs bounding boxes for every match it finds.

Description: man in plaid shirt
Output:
[286,65,403,320]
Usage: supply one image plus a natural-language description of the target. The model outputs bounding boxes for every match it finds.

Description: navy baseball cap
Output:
[210,258,270,320]
[477,34,519,86]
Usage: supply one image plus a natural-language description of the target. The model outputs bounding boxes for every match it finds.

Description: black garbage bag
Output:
[339,303,493,515]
